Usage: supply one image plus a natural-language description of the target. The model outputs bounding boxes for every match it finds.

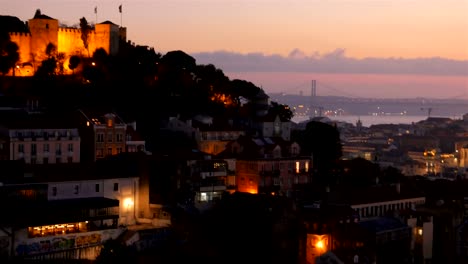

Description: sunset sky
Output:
[3,0,468,98]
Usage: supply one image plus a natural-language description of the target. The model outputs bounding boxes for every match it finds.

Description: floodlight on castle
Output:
[7,11,126,77]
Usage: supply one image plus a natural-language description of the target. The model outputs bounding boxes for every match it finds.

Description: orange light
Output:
[316,240,324,249]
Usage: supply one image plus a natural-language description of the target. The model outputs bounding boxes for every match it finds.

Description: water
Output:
[292,115,460,127]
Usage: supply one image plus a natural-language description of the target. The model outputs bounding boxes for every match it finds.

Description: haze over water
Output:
[293,115,447,127]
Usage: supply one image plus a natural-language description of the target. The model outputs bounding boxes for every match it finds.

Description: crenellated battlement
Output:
[7,12,126,76]
[9,32,31,37]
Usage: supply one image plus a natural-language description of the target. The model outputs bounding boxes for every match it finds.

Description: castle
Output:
[7,10,126,76]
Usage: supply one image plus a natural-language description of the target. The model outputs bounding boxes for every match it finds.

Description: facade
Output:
[77,110,128,162]
[7,11,126,76]
[236,157,311,196]
[163,115,246,155]
[0,156,163,261]
[254,114,292,141]
[190,158,229,205]
[0,113,81,164]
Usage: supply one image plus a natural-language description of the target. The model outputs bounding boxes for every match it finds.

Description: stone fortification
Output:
[6,12,126,76]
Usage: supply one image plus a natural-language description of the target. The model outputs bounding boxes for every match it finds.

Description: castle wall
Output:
[8,15,124,76]
[28,18,59,64]
[9,32,32,65]
[58,28,87,56]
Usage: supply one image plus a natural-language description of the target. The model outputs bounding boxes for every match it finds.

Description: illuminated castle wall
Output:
[8,14,126,76]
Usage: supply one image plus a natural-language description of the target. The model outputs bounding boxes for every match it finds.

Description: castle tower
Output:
[28,11,59,66]
[95,21,121,56]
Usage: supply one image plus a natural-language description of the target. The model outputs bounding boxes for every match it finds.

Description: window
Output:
[18,144,24,153]
[116,134,123,142]
[68,144,73,152]
[97,133,104,142]
[56,157,61,163]
[44,143,49,152]
[43,157,48,164]
[96,148,104,158]
[31,144,37,155]
[74,185,79,194]
[305,161,309,172]
[107,148,113,155]
[113,183,119,191]
[95,184,100,192]
[31,158,36,164]
[107,132,113,142]
[56,143,61,155]
[295,161,300,173]
[67,157,73,163]
[52,187,57,196]
[117,147,122,153]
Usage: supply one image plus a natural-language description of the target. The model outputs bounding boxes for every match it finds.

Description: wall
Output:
[8,15,125,76]
[47,177,139,226]
[14,228,123,259]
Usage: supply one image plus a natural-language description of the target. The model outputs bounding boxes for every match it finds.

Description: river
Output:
[292,114,463,127]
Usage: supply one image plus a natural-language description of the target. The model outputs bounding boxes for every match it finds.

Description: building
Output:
[76,109,129,162]
[0,161,142,260]
[6,10,126,76]
[0,112,81,164]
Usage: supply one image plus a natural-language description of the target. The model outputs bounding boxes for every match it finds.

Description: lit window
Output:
[295,161,300,173]
[305,162,309,172]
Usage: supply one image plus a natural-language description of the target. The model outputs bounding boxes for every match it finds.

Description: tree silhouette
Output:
[269,101,294,121]
[0,31,19,76]
[35,43,58,77]
[79,17,91,57]
[68,55,80,74]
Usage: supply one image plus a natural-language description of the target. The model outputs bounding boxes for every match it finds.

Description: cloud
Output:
[190,49,468,76]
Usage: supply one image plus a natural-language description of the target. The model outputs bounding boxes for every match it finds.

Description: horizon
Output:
[2,0,468,99]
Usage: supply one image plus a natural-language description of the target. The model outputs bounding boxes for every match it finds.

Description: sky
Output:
[2,0,468,99]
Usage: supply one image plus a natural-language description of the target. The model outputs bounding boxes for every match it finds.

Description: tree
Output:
[35,43,58,77]
[269,101,294,121]
[79,17,91,57]
[68,55,80,74]
[339,158,380,187]
[0,31,20,76]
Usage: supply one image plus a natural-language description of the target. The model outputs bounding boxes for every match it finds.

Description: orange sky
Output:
[3,1,468,99]
[3,0,468,60]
